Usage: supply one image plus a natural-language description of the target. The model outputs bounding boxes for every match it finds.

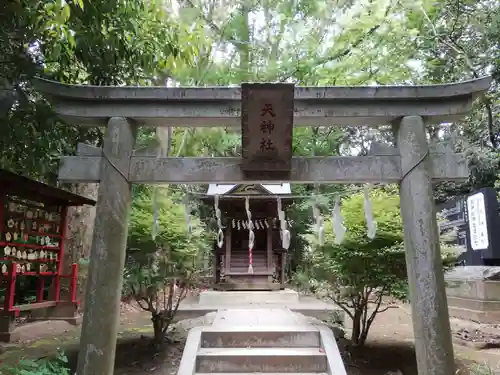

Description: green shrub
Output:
[296,187,458,347]
[124,187,211,346]
[0,350,70,375]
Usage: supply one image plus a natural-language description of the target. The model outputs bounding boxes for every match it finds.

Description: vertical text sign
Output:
[467,192,489,250]
[241,83,294,172]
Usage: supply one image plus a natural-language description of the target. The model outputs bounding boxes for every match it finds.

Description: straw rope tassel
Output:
[245,197,254,273]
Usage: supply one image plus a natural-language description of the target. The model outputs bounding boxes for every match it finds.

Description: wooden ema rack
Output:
[0,195,79,316]
[0,169,95,342]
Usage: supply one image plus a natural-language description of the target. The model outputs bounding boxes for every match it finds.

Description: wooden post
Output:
[69,263,78,303]
[5,262,16,311]
[397,116,455,375]
[53,205,68,301]
[266,222,273,271]
[35,278,45,302]
[280,252,286,287]
[212,245,218,285]
[76,117,136,375]
[225,227,231,275]
[266,222,273,282]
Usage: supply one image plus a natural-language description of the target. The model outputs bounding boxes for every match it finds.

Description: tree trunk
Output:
[350,309,363,346]
[61,183,98,307]
[152,314,164,346]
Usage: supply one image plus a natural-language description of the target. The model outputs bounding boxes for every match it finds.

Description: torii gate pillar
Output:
[398,116,455,375]
[76,117,136,375]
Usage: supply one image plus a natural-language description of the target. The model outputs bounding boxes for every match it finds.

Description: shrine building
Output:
[201,183,293,291]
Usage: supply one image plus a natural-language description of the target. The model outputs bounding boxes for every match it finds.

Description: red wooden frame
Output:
[0,194,80,316]
[0,169,94,320]
[0,176,95,320]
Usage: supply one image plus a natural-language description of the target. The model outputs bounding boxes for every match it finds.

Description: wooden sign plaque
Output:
[241,83,294,175]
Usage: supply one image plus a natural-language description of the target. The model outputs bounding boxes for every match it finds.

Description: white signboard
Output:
[467,192,489,250]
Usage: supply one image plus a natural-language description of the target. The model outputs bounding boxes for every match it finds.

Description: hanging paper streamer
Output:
[214,194,224,248]
[184,195,192,235]
[152,187,159,241]
[312,198,325,245]
[318,217,325,246]
[363,185,377,239]
[245,197,254,273]
[276,198,291,250]
[332,196,346,244]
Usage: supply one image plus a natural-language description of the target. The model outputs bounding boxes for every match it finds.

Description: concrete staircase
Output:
[177,308,347,375]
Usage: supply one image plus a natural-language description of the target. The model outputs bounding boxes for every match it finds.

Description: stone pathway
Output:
[212,308,306,326]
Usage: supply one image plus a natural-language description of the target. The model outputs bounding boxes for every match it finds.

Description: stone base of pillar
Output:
[0,314,20,343]
[446,267,500,324]
[29,302,81,325]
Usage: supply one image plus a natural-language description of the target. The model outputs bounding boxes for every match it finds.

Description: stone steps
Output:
[177,307,347,375]
[196,347,328,373]
[200,326,320,348]
[198,291,300,305]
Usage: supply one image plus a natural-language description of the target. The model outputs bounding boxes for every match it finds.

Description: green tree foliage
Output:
[295,187,457,346]
[124,187,211,345]
[0,0,183,181]
[412,0,500,200]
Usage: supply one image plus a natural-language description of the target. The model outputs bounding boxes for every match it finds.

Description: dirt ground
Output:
[1,303,500,374]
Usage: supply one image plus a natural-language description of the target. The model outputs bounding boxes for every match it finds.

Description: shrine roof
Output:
[0,169,96,206]
[206,183,291,196]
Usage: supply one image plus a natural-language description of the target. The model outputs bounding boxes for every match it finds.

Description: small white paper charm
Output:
[363,185,377,239]
[282,229,291,250]
[332,196,346,244]
[318,217,325,246]
[217,228,224,248]
[312,199,325,245]
[214,194,225,248]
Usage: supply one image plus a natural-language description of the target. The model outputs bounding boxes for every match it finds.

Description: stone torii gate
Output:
[35,77,491,375]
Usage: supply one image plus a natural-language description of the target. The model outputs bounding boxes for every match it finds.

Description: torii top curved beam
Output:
[33,77,492,127]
